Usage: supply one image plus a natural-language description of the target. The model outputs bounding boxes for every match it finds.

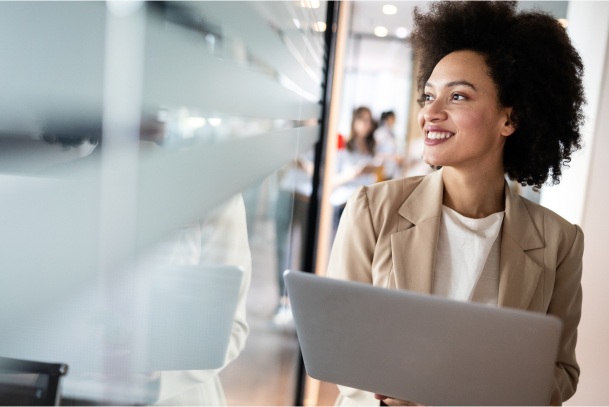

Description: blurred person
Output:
[42,120,251,406]
[327,2,585,406]
[155,195,251,405]
[331,107,379,227]
[374,111,404,180]
[273,153,314,325]
[374,111,396,156]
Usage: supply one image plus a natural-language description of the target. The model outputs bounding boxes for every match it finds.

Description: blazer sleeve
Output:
[547,224,584,405]
[326,186,380,406]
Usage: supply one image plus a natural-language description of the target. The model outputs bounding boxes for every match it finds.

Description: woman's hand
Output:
[374,393,426,406]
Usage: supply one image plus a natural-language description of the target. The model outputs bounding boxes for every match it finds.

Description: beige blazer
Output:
[327,169,583,406]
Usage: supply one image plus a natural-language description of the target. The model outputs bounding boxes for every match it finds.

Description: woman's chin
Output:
[422,156,445,168]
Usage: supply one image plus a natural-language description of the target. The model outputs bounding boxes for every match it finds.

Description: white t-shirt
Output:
[373,125,396,155]
[433,205,504,306]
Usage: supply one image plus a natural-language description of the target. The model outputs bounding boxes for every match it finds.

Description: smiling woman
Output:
[419,50,517,199]
[325,2,586,406]
[412,1,585,190]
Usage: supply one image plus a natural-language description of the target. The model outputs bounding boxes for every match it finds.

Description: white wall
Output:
[551,2,609,405]
[540,2,609,226]
[565,49,609,405]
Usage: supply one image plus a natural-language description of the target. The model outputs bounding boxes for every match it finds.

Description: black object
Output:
[294,1,341,406]
[0,357,68,406]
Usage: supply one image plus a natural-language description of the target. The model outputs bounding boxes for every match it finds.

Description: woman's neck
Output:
[442,166,505,219]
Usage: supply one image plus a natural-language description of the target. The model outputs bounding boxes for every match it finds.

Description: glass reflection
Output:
[0,0,325,405]
[221,152,314,406]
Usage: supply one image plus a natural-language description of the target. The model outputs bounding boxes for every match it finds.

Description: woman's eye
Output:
[452,94,466,101]
[424,94,435,102]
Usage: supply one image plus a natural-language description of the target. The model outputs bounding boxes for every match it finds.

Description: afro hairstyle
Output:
[410,1,586,189]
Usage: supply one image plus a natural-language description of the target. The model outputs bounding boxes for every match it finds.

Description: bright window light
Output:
[208,118,222,127]
[558,18,568,28]
[187,117,206,129]
[382,4,397,15]
[374,26,388,37]
[396,27,409,39]
[314,21,327,32]
[300,0,320,8]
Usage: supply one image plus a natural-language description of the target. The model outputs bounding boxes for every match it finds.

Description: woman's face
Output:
[417,50,515,170]
[353,111,372,138]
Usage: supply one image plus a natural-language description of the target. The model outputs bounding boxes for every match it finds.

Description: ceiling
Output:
[349,1,569,39]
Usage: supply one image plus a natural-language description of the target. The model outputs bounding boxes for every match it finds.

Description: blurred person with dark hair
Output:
[327,2,585,405]
[374,111,396,155]
[330,107,380,226]
[374,111,403,180]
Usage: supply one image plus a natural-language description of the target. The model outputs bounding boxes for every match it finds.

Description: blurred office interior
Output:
[0,1,607,405]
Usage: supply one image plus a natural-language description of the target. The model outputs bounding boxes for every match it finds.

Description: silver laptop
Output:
[284,270,562,406]
[1,265,244,404]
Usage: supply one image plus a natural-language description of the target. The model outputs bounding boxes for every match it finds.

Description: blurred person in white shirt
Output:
[373,111,403,180]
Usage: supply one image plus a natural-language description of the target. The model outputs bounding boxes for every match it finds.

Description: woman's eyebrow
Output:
[425,80,477,90]
[446,80,476,90]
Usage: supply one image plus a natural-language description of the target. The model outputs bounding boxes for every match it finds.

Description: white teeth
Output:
[427,131,453,140]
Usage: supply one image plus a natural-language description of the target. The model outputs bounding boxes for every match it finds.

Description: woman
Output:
[331,107,379,214]
[374,111,403,180]
[42,129,251,406]
[374,111,396,157]
[327,2,585,406]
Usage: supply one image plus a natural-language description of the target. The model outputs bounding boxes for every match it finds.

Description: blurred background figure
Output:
[155,195,251,406]
[331,107,379,231]
[39,122,253,406]
[374,110,403,180]
[273,153,314,325]
[374,111,396,155]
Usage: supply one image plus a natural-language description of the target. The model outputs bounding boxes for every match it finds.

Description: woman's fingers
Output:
[373,393,426,406]
[379,397,426,406]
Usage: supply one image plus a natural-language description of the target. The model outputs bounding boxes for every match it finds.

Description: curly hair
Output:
[410,1,585,189]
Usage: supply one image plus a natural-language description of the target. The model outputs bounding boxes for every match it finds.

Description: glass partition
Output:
[0,1,328,405]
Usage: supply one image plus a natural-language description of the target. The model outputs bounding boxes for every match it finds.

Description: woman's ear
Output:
[501,107,517,137]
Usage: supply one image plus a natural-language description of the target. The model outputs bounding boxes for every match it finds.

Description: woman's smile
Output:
[424,125,455,145]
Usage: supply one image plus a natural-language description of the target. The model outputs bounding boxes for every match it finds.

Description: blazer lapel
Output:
[390,171,545,308]
[391,170,444,294]
[498,184,545,309]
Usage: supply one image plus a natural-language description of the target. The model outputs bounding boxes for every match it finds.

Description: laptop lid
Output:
[285,270,562,406]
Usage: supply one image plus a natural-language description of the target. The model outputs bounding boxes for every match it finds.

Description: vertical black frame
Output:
[295,1,341,406]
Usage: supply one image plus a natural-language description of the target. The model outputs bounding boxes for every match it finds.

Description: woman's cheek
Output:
[417,109,426,129]
[453,111,486,139]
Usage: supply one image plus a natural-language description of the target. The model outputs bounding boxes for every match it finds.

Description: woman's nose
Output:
[423,100,448,122]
